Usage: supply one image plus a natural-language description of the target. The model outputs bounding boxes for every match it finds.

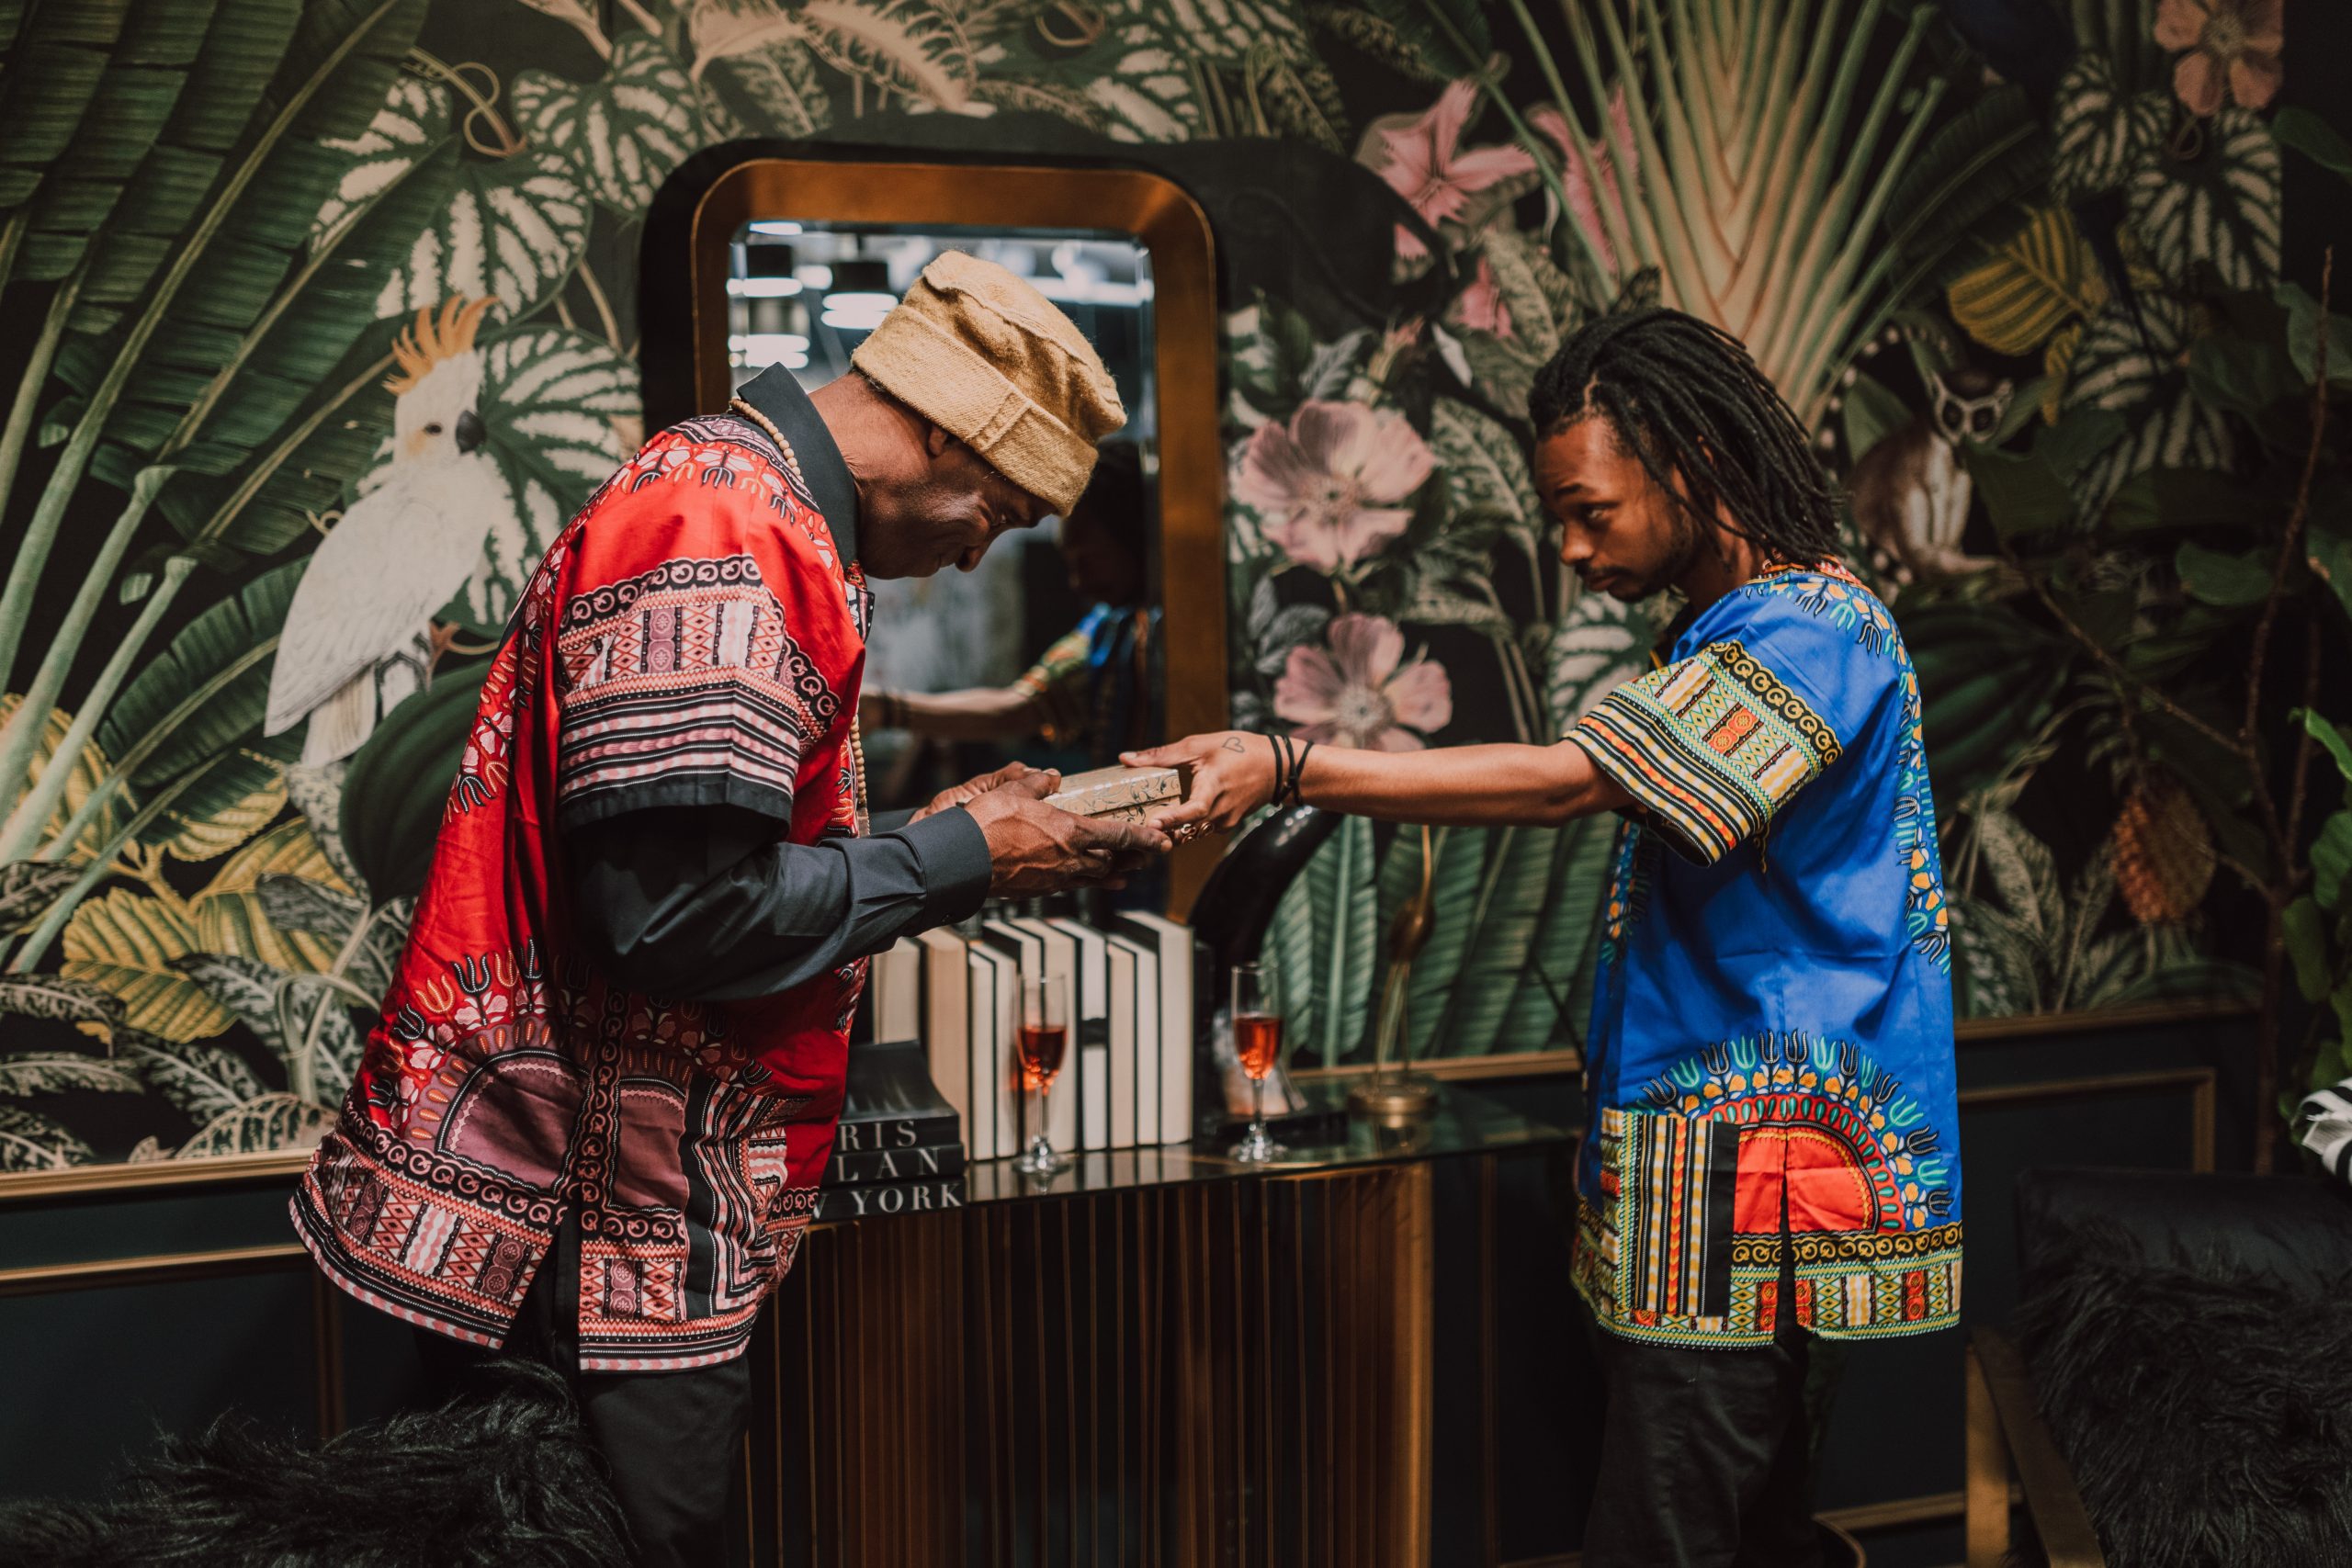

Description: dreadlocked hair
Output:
[1527,308,1842,567]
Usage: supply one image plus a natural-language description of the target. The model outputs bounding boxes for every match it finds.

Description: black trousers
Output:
[1580,1261,1827,1568]
[408,1216,752,1568]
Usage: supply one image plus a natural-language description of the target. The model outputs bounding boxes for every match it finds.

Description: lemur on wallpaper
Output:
[1844,325,2013,595]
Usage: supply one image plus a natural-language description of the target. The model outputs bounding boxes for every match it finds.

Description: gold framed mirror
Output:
[675,155,1227,914]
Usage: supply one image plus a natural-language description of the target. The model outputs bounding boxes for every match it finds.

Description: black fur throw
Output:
[2014,1236,2352,1568]
[0,1359,631,1567]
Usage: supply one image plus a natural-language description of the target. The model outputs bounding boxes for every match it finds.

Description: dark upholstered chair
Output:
[1965,1168,2352,1568]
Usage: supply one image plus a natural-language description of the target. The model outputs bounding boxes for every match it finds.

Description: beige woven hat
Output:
[850,251,1127,514]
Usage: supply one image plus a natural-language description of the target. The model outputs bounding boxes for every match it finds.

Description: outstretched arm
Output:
[1125,731,1634,835]
[861,684,1046,743]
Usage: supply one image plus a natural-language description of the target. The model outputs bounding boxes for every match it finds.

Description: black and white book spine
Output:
[1115,911,1194,1145]
[815,1176,967,1224]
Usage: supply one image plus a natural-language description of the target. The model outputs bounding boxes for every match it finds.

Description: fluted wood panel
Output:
[744,1165,1434,1566]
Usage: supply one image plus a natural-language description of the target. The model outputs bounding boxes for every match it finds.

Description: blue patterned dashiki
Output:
[1562,559,1960,1348]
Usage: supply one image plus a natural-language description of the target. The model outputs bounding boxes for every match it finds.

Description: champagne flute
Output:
[1012,975,1069,1175]
[1230,963,1283,1163]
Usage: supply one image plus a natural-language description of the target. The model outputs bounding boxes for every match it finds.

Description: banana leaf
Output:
[96,560,300,790]
[50,0,427,479]
[337,661,485,901]
[9,0,218,286]
[0,0,134,221]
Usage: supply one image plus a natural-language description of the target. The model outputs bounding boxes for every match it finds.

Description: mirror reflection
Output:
[727,222,1163,818]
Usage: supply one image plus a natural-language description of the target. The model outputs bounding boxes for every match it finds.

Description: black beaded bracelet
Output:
[1289,739,1315,807]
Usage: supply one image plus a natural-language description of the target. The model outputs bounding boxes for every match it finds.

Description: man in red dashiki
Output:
[291,253,1159,1565]
[1134,309,1959,1567]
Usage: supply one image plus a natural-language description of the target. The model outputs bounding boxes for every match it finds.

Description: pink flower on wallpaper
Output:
[2154,0,2282,114]
[1275,615,1453,751]
[1530,89,1637,271]
[1236,401,1435,574]
[1374,78,1536,260]
[1453,254,1513,338]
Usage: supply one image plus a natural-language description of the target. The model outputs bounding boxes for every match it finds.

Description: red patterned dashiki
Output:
[293,412,872,1371]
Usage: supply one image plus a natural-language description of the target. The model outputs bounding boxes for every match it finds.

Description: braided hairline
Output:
[1528,309,1842,566]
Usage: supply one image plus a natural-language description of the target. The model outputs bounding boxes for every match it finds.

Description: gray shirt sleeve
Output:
[564,802,991,1002]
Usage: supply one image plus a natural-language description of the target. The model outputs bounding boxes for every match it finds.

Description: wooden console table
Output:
[740,1087,1568,1567]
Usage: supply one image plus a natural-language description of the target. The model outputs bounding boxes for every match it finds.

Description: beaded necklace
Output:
[729,395,870,835]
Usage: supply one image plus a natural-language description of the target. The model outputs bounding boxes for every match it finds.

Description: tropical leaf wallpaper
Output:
[0,0,2312,1168]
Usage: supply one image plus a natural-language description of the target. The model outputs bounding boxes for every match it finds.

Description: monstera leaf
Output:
[2129,107,2281,290]
[2050,53,2167,204]
[513,35,706,212]
[2059,292,2232,506]
[309,73,449,249]
[1066,18,1206,143]
[446,326,637,630]
[374,148,590,323]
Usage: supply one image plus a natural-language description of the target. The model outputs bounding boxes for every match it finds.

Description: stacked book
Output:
[868,909,1200,1163]
[814,1037,967,1222]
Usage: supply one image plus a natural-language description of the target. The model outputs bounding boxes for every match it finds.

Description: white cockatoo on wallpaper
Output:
[265,297,503,766]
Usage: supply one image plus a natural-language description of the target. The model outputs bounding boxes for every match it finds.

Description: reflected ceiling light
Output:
[820,293,896,331]
[729,333,811,368]
[748,220,803,236]
[795,264,834,289]
[727,276,804,297]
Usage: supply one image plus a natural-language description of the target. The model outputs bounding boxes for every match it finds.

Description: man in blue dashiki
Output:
[1134,307,1961,1566]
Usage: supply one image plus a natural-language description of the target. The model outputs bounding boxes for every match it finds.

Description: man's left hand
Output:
[909,761,1058,823]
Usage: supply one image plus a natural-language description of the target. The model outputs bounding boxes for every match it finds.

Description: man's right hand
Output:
[963,772,1171,897]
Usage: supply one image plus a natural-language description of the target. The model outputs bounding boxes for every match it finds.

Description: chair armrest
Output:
[1967,1327,2106,1568]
